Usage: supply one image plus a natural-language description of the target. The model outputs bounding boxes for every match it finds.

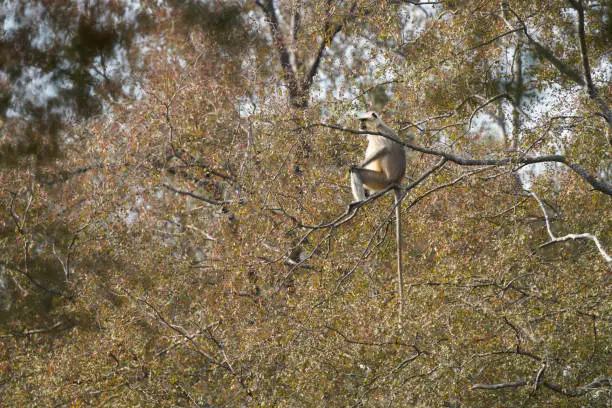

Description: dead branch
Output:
[529,191,611,263]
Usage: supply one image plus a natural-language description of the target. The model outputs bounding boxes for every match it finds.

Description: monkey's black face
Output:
[359,119,368,130]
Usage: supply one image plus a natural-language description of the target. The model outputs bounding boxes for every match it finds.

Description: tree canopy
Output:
[1,1,610,406]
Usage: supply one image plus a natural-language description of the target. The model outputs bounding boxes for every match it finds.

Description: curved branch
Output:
[303,2,358,89]
[529,191,611,263]
[1,261,66,297]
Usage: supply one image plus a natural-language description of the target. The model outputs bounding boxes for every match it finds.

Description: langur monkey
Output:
[350,111,406,201]
[350,111,407,318]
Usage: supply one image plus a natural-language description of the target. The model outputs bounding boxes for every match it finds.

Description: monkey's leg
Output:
[350,167,389,202]
[359,147,388,168]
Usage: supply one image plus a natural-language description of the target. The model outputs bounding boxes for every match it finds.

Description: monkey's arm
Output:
[359,147,389,168]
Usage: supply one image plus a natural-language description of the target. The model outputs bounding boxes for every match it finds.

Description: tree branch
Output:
[566,0,612,136]
[256,0,301,104]
[303,123,612,196]
[1,260,66,297]
[529,191,611,263]
[506,8,584,85]
[303,2,357,91]
[508,5,612,136]
[163,183,229,206]
[472,376,611,397]
[542,377,611,397]
[303,23,342,91]
[567,0,593,93]
[472,380,528,390]
[138,296,253,397]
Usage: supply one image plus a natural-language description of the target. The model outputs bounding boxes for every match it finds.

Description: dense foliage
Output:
[1,1,610,406]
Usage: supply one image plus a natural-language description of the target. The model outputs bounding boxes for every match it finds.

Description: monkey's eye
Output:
[372,112,378,118]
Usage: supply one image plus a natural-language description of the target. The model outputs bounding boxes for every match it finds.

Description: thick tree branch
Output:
[303,2,357,91]
[257,1,357,107]
[567,0,593,93]
[256,0,300,104]
[304,123,612,196]
[303,23,343,91]
[566,0,612,135]
[508,6,612,135]
[503,7,583,85]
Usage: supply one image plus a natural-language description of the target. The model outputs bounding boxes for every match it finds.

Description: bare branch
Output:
[138,296,253,397]
[529,191,611,263]
[303,2,357,91]
[324,325,419,349]
[0,321,64,338]
[533,361,547,392]
[472,380,528,390]
[163,183,229,206]
[1,261,65,297]
[469,27,524,51]
[394,0,447,4]
[472,376,611,397]
[542,377,611,397]
[407,166,493,210]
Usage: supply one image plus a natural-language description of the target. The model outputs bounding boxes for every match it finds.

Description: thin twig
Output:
[163,183,229,206]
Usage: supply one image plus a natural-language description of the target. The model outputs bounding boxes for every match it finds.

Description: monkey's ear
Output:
[372,112,378,119]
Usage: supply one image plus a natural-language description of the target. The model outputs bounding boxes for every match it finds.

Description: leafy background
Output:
[0,0,610,406]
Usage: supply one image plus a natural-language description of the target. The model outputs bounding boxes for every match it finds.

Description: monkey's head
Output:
[356,111,380,131]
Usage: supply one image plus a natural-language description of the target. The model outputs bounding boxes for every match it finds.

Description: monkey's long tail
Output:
[394,187,404,322]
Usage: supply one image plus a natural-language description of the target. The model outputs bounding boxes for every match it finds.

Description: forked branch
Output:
[529,191,611,263]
